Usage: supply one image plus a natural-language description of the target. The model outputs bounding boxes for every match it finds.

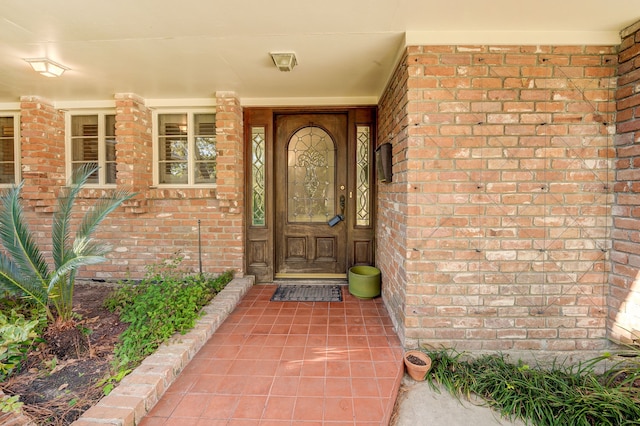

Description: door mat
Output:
[270,285,343,302]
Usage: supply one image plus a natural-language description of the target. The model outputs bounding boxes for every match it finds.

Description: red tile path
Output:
[140,284,404,425]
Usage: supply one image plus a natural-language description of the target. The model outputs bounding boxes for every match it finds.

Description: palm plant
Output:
[0,164,134,324]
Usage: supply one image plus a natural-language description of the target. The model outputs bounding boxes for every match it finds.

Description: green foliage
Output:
[0,309,42,380]
[96,368,132,396]
[106,257,233,370]
[0,164,134,323]
[0,394,23,414]
[425,348,640,426]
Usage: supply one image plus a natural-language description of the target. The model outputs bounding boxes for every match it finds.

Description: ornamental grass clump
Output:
[424,348,640,426]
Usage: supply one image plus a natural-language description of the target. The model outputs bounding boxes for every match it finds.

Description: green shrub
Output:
[106,263,233,370]
[0,309,43,380]
[424,348,640,426]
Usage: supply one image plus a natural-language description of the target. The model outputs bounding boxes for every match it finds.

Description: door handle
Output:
[328,195,346,227]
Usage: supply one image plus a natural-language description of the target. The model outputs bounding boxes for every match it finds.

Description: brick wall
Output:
[20,96,66,213]
[611,21,640,345]
[377,51,410,343]
[15,93,245,281]
[377,45,617,351]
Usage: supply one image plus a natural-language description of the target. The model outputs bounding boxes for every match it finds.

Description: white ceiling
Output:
[0,0,638,107]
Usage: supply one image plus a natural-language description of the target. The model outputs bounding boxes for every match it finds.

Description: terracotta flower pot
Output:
[403,350,432,381]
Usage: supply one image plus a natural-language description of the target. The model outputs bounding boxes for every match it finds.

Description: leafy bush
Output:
[424,348,640,426]
[106,259,233,370]
[0,309,43,380]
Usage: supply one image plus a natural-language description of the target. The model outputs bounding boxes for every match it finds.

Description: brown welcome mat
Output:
[270,285,343,302]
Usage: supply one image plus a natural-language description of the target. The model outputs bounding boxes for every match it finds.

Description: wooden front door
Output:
[244,107,376,282]
[275,113,347,278]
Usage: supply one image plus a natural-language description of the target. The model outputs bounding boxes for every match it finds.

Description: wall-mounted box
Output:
[376,143,392,183]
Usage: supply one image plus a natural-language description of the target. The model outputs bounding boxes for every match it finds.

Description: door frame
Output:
[243,106,377,283]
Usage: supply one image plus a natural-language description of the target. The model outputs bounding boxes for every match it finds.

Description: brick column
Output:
[611,20,640,344]
[19,96,65,213]
[114,93,152,213]
[214,91,245,271]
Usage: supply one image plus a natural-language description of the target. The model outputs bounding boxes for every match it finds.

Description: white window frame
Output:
[152,109,217,187]
[0,112,21,187]
[65,110,117,188]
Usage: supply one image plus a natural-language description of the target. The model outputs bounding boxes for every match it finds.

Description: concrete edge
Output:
[70,276,255,426]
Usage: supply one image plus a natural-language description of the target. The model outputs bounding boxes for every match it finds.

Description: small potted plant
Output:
[403,350,432,381]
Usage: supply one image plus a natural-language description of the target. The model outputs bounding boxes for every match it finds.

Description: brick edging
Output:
[71,276,255,426]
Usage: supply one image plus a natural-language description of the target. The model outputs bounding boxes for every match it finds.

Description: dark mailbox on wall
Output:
[376,142,392,183]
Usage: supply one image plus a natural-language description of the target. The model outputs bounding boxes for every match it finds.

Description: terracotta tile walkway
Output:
[140,284,404,425]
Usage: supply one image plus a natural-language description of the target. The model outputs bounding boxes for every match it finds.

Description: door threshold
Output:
[275,273,347,280]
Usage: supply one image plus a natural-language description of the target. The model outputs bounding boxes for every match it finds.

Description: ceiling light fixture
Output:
[270,52,297,72]
[24,58,69,77]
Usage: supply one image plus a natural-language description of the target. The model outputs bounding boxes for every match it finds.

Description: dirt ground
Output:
[1,283,128,426]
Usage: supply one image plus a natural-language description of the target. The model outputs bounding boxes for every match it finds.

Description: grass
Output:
[423,347,640,426]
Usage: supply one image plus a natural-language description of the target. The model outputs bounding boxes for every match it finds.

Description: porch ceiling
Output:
[0,0,638,107]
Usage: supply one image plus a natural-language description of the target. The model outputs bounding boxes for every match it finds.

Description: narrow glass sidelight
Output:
[287,126,336,223]
[356,125,370,226]
[251,126,266,226]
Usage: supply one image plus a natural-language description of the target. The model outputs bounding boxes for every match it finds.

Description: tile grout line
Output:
[71,276,255,426]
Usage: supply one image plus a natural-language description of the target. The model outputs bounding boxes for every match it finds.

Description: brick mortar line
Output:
[71,276,255,426]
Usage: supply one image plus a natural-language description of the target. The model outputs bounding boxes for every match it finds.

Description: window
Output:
[0,113,20,186]
[155,111,216,185]
[67,112,116,185]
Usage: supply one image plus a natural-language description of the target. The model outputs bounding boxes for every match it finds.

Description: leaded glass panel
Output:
[356,126,370,226]
[287,126,335,223]
[251,126,266,226]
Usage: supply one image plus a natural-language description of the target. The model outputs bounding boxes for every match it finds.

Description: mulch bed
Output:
[1,284,127,426]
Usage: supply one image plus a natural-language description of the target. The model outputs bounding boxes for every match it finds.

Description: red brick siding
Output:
[377,51,410,343]
[378,45,617,351]
[611,21,640,345]
[20,96,66,213]
[14,93,245,281]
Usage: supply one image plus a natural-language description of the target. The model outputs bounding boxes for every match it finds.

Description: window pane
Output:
[251,127,266,226]
[159,162,188,184]
[287,126,335,223]
[0,162,14,184]
[72,138,99,161]
[105,115,116,137]
[0,117,15,184]
[72,163,99,183]
[105,162,117,184]
[158,114,188,183]
[0,117,15,165]
[71,116,99,183]
[159,114,187,136]
[356,126,371,226]
[106,115,117,186]
[194,114,216,184]
[195,114,215,135]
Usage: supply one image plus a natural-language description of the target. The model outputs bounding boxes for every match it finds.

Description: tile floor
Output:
[140,284,404,425]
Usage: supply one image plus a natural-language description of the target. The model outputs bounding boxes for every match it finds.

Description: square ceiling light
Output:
[24,58,69,77]
[270,52,297,72]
